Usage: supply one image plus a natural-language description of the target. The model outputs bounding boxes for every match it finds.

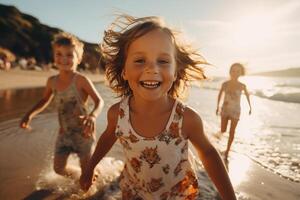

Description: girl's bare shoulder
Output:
[237,81,246,88]
[222,80,230,85]
[108,101,123,119]
[222,80,230,87]
[182,106,204,138]
[108,102,121,115]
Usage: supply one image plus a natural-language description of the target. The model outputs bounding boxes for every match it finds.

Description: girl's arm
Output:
[243,84,252,115]
[80,103,119,191]
[20,77,54,129]
[184,107,236,200]
[216,82,225,115]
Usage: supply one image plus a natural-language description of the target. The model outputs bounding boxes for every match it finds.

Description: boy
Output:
[20,32,104,179]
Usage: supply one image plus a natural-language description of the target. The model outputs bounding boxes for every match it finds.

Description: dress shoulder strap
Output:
[168,99,186,138]
[115,96,130,137]
[118,96,130,122]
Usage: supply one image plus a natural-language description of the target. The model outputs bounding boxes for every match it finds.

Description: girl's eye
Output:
[134,59,145,64]
[158,59,169,64]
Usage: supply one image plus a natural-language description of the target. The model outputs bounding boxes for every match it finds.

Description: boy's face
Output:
[123,29,177,101]
[53,45,79,72]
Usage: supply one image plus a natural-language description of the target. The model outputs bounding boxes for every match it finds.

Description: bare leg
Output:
[215,116,229,139]
[224,119,239,159]
[79,153,98,182]
[54,153,79,179]
[79,153,91,174]
[221,116,229,133]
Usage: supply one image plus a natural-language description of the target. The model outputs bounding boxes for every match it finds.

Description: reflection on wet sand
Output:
[0,87,55,123]
[226,153,251,187]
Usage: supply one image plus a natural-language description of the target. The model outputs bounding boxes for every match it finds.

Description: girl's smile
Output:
[139,80,161,89]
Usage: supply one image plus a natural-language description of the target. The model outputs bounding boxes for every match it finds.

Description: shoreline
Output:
[0,69,300,199]
[0,68,105,91]
[226,152,300,200]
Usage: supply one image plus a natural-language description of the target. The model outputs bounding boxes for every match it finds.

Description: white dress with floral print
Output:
[116,97,199,200]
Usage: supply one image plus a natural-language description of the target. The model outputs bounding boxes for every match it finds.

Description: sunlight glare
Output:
[228,154,251,187]
[230,13,277,49]
[240,76,276,92]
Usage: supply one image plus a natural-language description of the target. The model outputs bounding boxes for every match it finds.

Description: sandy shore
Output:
[0,68,105,90]
[0,69,299,200]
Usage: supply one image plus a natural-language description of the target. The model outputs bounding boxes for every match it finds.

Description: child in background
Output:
[80,15,236,199]
[216,63,252,159]
[20,32,104,179]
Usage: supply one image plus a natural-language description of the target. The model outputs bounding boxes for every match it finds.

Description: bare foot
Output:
[213,131,223,139]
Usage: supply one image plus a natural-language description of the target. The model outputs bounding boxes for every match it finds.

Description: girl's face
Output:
[53,45,79,72]
[230,65,242,79]
[123,29,177,101]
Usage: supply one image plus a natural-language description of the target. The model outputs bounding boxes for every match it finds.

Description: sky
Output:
[1,0,300,75]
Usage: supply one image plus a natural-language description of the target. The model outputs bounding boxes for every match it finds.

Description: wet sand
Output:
[0,70,300,199]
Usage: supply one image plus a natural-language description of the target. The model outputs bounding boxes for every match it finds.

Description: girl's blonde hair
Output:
[52,32,84,61]
[102,14,208,98]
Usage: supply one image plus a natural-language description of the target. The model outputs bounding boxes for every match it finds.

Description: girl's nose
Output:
[145,61,159,74]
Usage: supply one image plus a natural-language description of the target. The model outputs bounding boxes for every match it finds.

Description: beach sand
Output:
[0,69,299,199]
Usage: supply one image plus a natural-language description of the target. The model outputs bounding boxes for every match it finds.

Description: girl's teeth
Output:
[140,81,160,88]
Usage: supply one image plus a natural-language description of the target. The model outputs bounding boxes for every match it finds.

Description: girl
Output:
[80,15,236,199]
[20,32,104,179]
[216,63,252,159]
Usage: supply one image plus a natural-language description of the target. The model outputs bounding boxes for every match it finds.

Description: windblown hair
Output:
[102,14,208,98]
[52,32,84,61]
[230,63,246,76]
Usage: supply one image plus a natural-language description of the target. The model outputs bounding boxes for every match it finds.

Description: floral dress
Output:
[116,97,199,200]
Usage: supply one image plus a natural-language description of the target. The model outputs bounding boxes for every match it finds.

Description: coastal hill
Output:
[0,4,103,71]
[252,67,300,77]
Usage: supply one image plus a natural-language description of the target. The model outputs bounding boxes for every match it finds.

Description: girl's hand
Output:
[216,107,219,115]
[79,170,94,192]
[20,115,32,130]
[80,115,96,138]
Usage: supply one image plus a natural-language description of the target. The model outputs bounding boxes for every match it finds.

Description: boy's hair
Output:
[52,32,84,61]
[230,63,245,76]
[102,14,208,98]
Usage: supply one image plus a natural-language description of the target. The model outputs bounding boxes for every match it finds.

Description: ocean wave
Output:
[198,84,300,104]
[276,83,300,88]
[255,91,300,104]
